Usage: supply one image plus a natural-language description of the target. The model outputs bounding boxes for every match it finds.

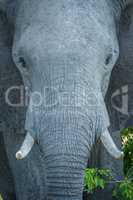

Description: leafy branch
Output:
[84,168,113,193]
[84,167,133,200]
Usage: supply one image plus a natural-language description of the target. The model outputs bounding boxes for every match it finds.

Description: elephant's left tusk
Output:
[100,129,124,159]
[16,132,35,160]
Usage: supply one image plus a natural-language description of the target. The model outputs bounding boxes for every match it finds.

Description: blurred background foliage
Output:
[113,128,133,200]
[121,127,133,175]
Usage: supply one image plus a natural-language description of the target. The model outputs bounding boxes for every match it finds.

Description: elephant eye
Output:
[105,53,113,65]
[19,57,27,69]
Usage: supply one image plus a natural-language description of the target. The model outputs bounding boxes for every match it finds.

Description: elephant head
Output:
[1,0,130,199]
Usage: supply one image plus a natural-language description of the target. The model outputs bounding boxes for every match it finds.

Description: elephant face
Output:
[13,0,119,134]
[1,0,124,199]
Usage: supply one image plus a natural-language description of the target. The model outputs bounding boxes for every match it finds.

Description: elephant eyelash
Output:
[19,57,27,69]
[105,54,113,65]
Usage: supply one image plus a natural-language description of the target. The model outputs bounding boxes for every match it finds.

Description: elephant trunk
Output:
[45,154,85,199]
[15,92,123,199]
[37,112,92,199]
[16,110,124,199]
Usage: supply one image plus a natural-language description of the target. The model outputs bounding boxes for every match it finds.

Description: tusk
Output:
[16,132,35,160]
[100,129,124,159]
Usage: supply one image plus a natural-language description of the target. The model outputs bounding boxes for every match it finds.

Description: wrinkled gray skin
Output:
[0,0,133,200]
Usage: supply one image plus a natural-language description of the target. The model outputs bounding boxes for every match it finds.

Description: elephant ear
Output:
[0,3,18,198]
[96,4,133,187]
[0,4,25,132]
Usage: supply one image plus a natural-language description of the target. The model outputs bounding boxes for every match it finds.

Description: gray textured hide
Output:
[0,0,133,200]
[0,11,16,200]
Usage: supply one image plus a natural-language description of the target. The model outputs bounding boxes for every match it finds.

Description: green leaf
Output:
[84,168,112,193]
[0,195,3,200]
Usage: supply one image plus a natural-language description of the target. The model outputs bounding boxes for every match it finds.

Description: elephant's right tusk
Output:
[16,132,35,160]
[100,129,124,159]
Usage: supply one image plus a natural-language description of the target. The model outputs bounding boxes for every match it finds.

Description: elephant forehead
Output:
[15,17,109,57]
[14,0,115,55]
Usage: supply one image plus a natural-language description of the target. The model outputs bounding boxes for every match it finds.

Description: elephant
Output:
[0,0,133,200]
